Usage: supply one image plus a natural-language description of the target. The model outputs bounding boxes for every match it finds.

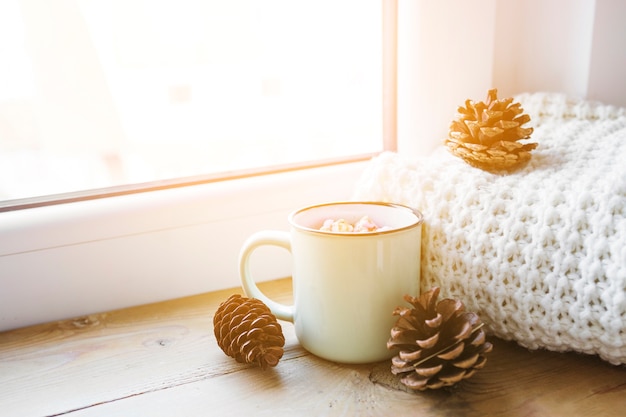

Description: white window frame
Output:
[0,160,371,331]
[0,0,399,331]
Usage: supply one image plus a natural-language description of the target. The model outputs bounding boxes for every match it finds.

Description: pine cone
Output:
[213,294,285,369]
[387,288,493,390]
[446,88,537,172]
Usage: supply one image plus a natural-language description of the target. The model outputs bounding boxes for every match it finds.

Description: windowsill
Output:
[0,159,370,331]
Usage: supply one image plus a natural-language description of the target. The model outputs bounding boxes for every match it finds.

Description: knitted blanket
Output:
[353,92,626,365]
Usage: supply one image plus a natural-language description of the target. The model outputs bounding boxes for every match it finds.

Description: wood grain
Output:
[1,278,625,417]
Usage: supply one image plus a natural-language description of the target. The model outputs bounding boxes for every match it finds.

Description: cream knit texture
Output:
[353,92,626,365]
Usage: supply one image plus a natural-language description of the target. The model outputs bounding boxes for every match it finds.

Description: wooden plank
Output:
[51,337,626,417]
[1,277,625,417]
[370,339,626,416]
[65,352,426,417]
[0,279,296,417]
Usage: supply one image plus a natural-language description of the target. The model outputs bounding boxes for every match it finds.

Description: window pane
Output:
[0,0,383,202]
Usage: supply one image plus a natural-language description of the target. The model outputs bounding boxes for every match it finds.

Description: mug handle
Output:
[238,230,294,322]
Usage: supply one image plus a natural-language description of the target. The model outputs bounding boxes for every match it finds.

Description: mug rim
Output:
[288,201,424,236]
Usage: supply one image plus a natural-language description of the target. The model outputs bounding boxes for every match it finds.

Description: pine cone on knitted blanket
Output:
[446,88,537,172]
[387,288,492,390]
[213,294,285,369]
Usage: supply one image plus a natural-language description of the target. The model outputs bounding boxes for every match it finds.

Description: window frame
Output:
[1,0,398,213]
[0,159,372,331]
[0,1,398,331]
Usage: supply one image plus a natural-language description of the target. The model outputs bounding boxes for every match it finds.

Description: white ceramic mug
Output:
[239,201,423,364]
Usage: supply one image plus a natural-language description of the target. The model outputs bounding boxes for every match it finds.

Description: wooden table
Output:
[1,278,625,416]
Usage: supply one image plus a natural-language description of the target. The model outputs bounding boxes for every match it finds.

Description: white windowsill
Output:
[0,160,369,331]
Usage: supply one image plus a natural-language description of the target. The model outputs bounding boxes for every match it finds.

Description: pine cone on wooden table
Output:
[213,294,285,369]
[387,287,493,390]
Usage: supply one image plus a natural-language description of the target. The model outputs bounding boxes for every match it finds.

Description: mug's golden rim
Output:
[288,201,424,236]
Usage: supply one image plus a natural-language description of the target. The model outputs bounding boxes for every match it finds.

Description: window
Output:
[4,0,619,332]
[1,0,389,209]
[0,0,396,331]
